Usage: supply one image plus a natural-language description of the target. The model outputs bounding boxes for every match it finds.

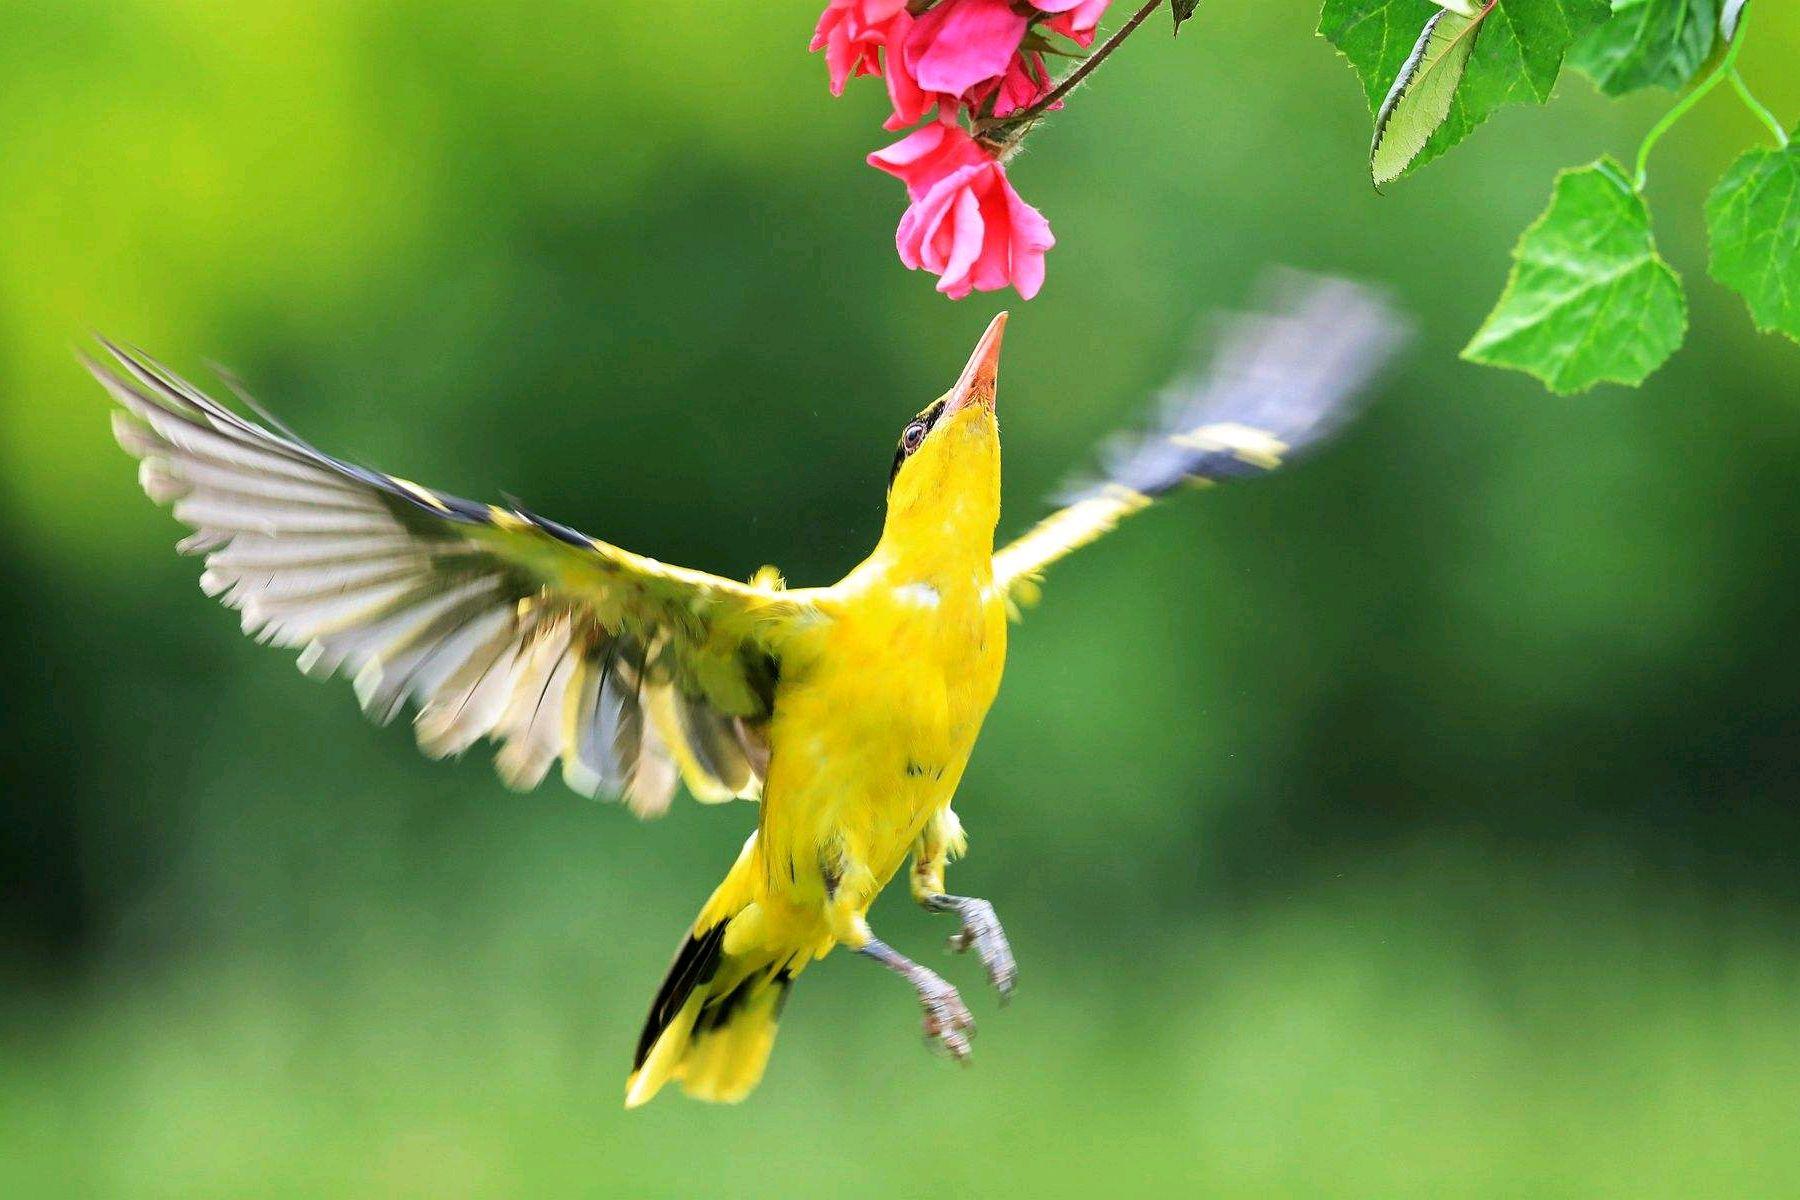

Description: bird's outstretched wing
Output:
[992,272,1407,609]
[93,343,817,816]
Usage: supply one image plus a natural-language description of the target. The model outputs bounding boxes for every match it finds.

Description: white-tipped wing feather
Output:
[95,343,814,815]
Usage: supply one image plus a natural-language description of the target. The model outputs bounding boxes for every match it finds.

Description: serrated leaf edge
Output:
[1462,157,1689,394]
[1703,137,1800,343]
[1371,7,1486,186]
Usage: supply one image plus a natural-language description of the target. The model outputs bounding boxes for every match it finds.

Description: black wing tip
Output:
[84,335,221,421]
[499,493,593,548]
[79,335,146,391]
[93,335,178,389]
[90,332,133,365]
[81,338,187,428]
[203,356,312,444]
[75,346,118,389]
[84,336,500,528]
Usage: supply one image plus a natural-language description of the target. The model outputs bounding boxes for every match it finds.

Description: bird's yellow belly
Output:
[753,580,1006,927]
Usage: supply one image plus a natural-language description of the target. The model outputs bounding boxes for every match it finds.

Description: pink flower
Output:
[868,117,992,199]
[970,49,1057,119]
[870,121,1055,300]
[1034,0,1112,46]
[903,0,1029,98]
[810,0,908,95]
[881,18,945,131]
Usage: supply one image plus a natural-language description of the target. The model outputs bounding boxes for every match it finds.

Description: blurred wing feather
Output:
[95,343,811,815]
[993,272,1408,609]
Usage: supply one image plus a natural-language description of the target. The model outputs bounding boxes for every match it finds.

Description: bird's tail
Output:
[625,853,803,1108]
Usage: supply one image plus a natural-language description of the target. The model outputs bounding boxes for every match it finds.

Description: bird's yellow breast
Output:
[753,561,1007,922]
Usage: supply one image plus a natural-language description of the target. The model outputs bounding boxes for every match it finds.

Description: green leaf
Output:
[1464,158,1687,392]
[1321,0,1609,176]
[1705,133,1800,342]
[1371,9,1485,185]
[1021,30,1089,57]
[1568,0,1718,95]
[1172,0,1201,32]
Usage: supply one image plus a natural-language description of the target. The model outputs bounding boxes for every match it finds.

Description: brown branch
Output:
[976,0,1167,147]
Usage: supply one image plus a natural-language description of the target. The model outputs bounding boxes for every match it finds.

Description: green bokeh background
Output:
[4,3,1799,1196]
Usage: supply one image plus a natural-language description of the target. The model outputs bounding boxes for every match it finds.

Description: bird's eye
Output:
[902,422,928,453]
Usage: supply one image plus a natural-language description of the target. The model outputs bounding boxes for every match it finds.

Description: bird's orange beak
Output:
[945,312,1007,416]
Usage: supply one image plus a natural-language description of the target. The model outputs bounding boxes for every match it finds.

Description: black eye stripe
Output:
[888,397,951,487]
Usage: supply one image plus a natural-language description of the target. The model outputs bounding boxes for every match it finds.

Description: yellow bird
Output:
[90,273,1401,1107]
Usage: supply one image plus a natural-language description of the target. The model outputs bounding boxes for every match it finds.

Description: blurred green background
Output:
[3,2,1799,1196]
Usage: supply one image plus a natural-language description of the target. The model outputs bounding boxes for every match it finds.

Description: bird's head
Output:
[881,313,1006,556]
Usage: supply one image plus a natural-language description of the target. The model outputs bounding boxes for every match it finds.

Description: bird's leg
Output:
[910,808,1017,1002]
[856,937,975,1062]
[825,858,974,1061]
[922,893,1017,1002]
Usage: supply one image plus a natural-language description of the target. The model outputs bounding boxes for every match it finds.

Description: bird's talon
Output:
[993,968,1017,1005]
[940,898,1017,1002]
[918,981,974,1060]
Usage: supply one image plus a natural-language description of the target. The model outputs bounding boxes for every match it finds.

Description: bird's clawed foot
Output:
[916,972,975,1062]
[928,893,1017,1003]
[858,937,976,1062]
